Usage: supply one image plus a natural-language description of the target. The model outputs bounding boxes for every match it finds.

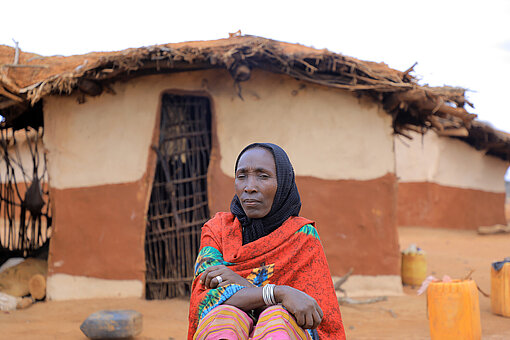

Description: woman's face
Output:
[235,147,278,219]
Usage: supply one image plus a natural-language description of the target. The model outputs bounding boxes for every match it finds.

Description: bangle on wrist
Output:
[262,284,276,306]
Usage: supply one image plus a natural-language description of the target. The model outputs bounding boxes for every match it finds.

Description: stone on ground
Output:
[80,310,143,339]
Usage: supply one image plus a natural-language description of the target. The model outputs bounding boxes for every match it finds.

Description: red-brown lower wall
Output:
[209,161,400,276]
[298,174,400,276]
[48,180,148,281]
[47,161,399,282]
[397,182,507,229]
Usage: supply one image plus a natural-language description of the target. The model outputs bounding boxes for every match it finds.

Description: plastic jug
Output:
[491,262,510,317]
[401,252,427,286]
[427,279,481,340]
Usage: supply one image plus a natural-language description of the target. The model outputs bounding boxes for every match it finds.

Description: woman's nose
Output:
[244,176,257,192]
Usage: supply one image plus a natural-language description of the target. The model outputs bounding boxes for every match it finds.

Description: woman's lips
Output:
[242,199,260,207]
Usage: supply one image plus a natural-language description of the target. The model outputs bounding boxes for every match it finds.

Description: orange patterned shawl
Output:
[188,212,345,339]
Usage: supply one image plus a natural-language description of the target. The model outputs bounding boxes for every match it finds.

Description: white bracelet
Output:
[270,284,276,305]
[262,284,271,305]
[263,284,276,306]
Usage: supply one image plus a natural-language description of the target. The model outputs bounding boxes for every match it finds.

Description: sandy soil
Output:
[1,226,510,340]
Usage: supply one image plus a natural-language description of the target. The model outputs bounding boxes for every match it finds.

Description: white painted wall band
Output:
[47,274,143,300]
[44,69,395,190]
[395,130,508,193]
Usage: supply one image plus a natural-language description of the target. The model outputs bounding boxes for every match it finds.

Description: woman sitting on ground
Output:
[188,143,345,340]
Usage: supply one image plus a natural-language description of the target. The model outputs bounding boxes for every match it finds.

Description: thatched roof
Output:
[0,35,509,160]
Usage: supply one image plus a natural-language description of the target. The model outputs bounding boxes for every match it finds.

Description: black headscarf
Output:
[230,143,302,244]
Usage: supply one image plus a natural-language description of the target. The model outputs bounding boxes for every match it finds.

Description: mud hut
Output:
[396,125,509,229]
[0,35,508,300]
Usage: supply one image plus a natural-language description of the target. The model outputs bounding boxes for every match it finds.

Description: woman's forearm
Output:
[223,287,266,311]
[223,285,291,312]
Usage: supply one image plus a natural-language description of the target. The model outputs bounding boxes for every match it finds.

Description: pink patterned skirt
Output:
[194,305,313,340]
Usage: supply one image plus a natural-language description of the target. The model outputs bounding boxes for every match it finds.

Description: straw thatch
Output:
[0,35,508,160]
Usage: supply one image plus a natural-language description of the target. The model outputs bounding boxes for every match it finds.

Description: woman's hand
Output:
[200,265,253,289]
[275,285,323,329]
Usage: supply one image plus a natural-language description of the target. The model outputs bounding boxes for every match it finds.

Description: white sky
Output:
[1,0,509,179]
[1,0,509,130]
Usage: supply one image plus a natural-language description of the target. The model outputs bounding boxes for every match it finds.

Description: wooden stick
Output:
[436,127,469,137]
[463,269,474,281]
[12,39,19,65]
[477,285,490,298]
[428,116,444,131]
[0,86,23,103]
[0,72,22,93]
[338,296,387,305]
[403,62,418,77]
[334,268,354,291]
[380,307,398,318]
[392,89,477,122]
[4,64,49,69]
[396,128,413,140]
[297,59,318,73]
[477,224,510,235]
[403,124,424,134]
[432,103,477,122]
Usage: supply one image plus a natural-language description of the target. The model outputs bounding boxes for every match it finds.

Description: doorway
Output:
[145,94,212,299]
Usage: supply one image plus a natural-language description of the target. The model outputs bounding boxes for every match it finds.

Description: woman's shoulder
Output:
[286,215,315,229]
[202,212,240,246]
[276,215,317,239]
[204,212,236,229]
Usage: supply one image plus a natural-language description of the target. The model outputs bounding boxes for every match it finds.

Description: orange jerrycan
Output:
[402,252,427,286]
[401,244,427,286]
[427,279,481,340]
[491,260,510,317]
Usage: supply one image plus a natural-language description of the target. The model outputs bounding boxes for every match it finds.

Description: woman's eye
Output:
[236,174,246,179]
[259,174,269,179]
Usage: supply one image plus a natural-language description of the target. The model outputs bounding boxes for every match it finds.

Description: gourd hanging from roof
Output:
[23,175,44,217]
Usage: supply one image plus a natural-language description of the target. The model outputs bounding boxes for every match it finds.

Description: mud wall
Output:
[44,69,400,299]
[395,131,509,229]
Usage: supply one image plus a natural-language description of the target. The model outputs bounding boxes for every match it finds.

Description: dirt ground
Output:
[1,226,510,340]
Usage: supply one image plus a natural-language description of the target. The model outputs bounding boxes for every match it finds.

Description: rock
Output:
[80,310,143,339]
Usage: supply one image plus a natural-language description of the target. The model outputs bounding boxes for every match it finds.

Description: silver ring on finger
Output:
[215,275,223,284]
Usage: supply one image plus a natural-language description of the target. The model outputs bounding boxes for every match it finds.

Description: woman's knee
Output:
[259,305,291,317]
[201,304,251,325]
[213,304,244,314]
[195,305,252,340]
[254,305,310,339]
